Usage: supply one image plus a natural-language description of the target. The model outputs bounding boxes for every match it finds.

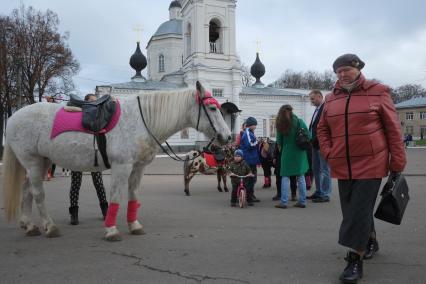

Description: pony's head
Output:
[191,81,232,145]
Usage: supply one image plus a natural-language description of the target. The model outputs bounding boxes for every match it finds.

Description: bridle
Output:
[137,90,219,162]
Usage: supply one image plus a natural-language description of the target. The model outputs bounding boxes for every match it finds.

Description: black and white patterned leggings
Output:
[70,171,107,207]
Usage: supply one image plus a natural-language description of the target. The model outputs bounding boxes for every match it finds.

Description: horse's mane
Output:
[131,88,195,139]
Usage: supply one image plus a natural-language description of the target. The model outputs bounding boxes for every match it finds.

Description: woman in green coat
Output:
[275,105,310,209]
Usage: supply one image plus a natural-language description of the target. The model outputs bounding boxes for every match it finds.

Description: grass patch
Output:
[415,139,426,146]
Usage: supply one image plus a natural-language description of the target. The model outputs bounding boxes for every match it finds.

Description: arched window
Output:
[159,54,165,72]
[209,19,222,54]
[185,23,192,58]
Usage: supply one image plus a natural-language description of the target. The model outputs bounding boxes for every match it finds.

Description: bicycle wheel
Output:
[239,189,246,208]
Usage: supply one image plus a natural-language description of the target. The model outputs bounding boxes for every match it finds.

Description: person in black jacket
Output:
[307,90,332,203]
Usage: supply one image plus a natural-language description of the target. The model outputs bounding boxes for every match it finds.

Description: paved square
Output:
[0,149,425,283]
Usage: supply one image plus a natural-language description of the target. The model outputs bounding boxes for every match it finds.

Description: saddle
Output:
[67,94,117,169]
[213,148,225,162]
[68,94,116,133]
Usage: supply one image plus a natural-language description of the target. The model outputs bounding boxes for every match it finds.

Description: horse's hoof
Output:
[184,190,190,196]
[26,224,42,237]
[217,187,223,192]
[224,188,229,192]
[19,220,27,230]
[128,221,146,235]
[45,225,61,238]
[131,228,145,235]
[105,226,122,242]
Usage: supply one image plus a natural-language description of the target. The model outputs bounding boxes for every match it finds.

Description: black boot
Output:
[69,206,79,225]
[364,238,379,260]
[340,251,363,283]
[100,202,108,220]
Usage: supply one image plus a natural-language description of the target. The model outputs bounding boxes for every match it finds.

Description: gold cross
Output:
[133,25,143,42]
[254,39,261,53]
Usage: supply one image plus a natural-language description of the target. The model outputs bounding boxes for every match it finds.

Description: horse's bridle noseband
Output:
[137,92,219,162]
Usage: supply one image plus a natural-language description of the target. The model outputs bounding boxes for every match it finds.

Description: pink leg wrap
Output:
[104,203,119,227]
[127,200,140,223]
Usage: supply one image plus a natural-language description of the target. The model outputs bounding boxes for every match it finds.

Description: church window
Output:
[263,119,267,137]
[185,23,192,58]
[212,88,223,97]
[159,54,165,72]
[209,19,222,54]
[181,128,189,139]
[270,116,277,138]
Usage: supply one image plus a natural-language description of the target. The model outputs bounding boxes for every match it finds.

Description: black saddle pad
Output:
[68,95,116,133]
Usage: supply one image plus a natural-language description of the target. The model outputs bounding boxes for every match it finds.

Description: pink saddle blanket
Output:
[50,101,121,139]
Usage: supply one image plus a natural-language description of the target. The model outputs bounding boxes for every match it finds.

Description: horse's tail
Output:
[3,144,25,221]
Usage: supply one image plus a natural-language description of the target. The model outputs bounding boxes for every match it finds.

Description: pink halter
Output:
[196,90,221,109]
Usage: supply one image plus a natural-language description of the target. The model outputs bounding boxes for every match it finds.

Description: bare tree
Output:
[270,69,336,90]
[391,84,426,103]
[8,6,79,104]
[0,6,79,156]
[241,63,254,87]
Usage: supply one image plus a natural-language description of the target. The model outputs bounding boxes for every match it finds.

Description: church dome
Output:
[169,1,182,9]
[152,19,183,37]
[129,42,147,79]
[250,52,265,87]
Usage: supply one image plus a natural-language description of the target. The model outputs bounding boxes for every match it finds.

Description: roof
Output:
[106,80,186,91]
[169,1,182,9]
[395,97,426,109]
[152,19,183,37]
[241,86,310,97]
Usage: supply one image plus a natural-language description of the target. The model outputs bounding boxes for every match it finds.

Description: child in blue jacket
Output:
[239,117,260,202]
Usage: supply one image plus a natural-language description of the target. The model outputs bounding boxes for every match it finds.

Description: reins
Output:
[136,93,217,162]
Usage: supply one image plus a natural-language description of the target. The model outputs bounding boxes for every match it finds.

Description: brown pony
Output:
[183,145,235,195]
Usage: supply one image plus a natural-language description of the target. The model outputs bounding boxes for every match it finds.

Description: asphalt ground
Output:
[0,148,425,284]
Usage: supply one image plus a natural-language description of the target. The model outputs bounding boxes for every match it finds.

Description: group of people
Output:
[45,53,406,284]
[229,54,406,284]
[231,92,332,209]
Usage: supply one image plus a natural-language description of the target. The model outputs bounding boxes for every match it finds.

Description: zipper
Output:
[344,92,352,180]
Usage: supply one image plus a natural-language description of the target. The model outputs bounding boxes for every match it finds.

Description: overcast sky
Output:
[2,0,426,94]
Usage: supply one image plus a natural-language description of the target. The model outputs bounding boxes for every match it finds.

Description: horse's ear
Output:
[196,81,205,98]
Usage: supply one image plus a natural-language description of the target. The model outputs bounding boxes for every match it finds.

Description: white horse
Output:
[3,82,231,241]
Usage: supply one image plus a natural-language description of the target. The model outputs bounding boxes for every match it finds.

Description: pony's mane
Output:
[131,88,195,139]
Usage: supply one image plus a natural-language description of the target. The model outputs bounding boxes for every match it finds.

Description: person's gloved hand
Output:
[389,171,401,182]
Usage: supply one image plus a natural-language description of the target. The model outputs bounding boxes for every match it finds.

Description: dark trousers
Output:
[247,165,257,199]
[338,178,382,251]
[260,159,273,177]
[50,164,56,176]
[70,171,107,207]
[276,175,282,197]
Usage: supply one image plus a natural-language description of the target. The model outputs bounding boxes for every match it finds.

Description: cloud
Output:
[2,0,425,92]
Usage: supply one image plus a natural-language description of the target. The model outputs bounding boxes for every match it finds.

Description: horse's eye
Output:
[208,105,217,111]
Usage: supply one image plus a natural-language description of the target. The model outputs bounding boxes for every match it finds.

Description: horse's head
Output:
[191,81,232,145]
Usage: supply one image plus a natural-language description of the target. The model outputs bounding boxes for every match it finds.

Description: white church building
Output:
[96,0,314,150]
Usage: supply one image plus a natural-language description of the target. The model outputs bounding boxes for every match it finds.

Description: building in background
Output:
[395,97,426,139]
[96,1,314,150]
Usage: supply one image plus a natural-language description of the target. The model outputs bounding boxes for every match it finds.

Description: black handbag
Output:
[295,119,311,150]
[374,174,410,225]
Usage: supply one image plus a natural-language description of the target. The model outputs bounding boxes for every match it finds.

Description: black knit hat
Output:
[333,54,365,73]
[245,117,257,127]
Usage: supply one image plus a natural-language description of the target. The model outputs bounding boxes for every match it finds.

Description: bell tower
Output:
[181,0,241,99]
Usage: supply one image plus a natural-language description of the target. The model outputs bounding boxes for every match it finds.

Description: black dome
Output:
[169,1,182,9]
[250,52,265,85]
[129,42,147,78]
